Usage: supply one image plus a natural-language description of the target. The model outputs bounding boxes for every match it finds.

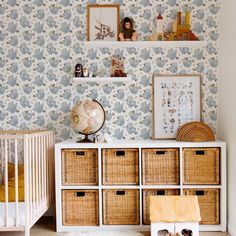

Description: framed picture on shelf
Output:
[153,74,202,139]
[87,4,120,41]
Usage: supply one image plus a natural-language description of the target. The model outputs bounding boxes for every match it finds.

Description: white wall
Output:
[218,1,236,235]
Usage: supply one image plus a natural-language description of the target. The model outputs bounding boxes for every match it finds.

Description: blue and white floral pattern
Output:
[0,0,219,141]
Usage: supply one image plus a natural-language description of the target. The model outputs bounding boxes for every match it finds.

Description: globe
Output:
[71,99,106,142]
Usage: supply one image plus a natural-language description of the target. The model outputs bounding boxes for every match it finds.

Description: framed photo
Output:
[153,74,202,139]
[87,4,120,41]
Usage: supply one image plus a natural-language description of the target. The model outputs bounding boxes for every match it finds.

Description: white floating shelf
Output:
[80,40,205,48]
[73,76,132,83]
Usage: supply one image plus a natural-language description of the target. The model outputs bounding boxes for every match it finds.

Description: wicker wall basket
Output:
[103,189,140,225]
[176,121,215,142]
[142,148,179,185]
[102,149,139,185]
[62,149,98,185]
[62,190,99,226]
[183,148,220,184]
[142,189,180,225]
[184,188,220,225]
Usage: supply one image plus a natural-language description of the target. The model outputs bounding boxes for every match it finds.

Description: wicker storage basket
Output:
[62,149,98,185]
[103,189,140,225]
[142,148,179,185]
[102,149,139,185]
[183,148,220,184]
[62,190,99,226]
[183,188,220,225]
[142,189,180,225]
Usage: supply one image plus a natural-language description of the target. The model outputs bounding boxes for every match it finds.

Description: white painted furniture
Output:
[55,139,226,232]
[73,76,132,83]
[80,40,205,48]
[0,130,55,236]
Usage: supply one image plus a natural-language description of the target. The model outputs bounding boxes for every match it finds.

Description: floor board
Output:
[0,217,230,236]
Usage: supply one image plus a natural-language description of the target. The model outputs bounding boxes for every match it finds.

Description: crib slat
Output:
[43,135,46,203]
[14,139,19,227]
[35,136,39,212]
[0,140,3,181]
[24,135,30,236]
[46,134,49,204]
[28,137,32,224]
[4,139,9,227]
[38,136,43,209]
[32,137,36,217]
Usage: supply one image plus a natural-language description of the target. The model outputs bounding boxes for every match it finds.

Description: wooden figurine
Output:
[75,63,84,77]
[119,17,137,41]
[166,11,199,41]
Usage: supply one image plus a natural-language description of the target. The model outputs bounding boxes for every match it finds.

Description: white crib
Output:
[0,130,55,236]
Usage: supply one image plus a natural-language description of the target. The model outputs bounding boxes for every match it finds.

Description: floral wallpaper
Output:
[0,0,220,141]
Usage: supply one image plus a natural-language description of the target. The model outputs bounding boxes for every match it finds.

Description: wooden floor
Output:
[0,218,230,236]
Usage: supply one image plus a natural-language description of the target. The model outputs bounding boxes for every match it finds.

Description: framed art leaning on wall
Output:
[87,4,120,41]
[153,74,202,139]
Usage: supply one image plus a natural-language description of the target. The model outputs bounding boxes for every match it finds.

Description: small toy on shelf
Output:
[150,13,164,41]
[119,17,137,41]
[156,13,164,41]
[111,56,127,77]
[165,11,199,41]
[83,67,90,77]
[75,63,84,77]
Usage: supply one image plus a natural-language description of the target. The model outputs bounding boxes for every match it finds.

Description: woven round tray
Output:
[176,121,215,142]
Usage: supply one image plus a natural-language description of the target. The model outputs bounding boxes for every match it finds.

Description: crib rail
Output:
[0,130,54,236]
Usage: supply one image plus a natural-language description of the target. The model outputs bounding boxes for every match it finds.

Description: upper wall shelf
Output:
[80,40,205,48]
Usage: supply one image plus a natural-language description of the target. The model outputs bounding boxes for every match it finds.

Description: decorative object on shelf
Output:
[111,56,127,77]
[153,74,202,139]
[150,13,164,41]
[87,4,120,41]
[83,67,90,77]
[150,196,201,236]
[71,99,106,143]
[74,63,84,77]
[156,13,164,41]
[176,121,215,142]
[119,17,137,41]
[164,11,199,41]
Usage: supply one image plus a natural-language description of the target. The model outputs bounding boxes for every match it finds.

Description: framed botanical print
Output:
[87,4,120,41]
[153,74,202,139]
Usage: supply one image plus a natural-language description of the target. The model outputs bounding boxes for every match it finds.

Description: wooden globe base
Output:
[76,134,93,143]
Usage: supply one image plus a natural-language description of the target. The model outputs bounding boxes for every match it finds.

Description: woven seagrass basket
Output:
[62,149,98,185]
[103,189,140,225]
[184,188,220,225]
[142,148,179,185]
[62,190,99,226]
[102,148,139,185]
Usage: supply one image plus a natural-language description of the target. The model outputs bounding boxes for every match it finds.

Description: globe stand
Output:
[76,134,93,143]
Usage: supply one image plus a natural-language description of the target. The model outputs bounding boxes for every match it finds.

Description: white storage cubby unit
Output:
[55,139,226,232]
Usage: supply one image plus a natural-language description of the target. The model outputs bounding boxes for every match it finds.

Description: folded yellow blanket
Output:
[0,163,24,202]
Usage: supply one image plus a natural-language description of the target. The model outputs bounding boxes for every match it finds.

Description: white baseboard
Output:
[228,220,234,236]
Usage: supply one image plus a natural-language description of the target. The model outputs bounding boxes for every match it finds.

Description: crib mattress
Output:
[0,202,26,227]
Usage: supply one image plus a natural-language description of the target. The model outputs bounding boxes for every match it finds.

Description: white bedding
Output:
[0,202,26,227]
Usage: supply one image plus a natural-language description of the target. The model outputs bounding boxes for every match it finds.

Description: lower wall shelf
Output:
[73,76,132,83]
